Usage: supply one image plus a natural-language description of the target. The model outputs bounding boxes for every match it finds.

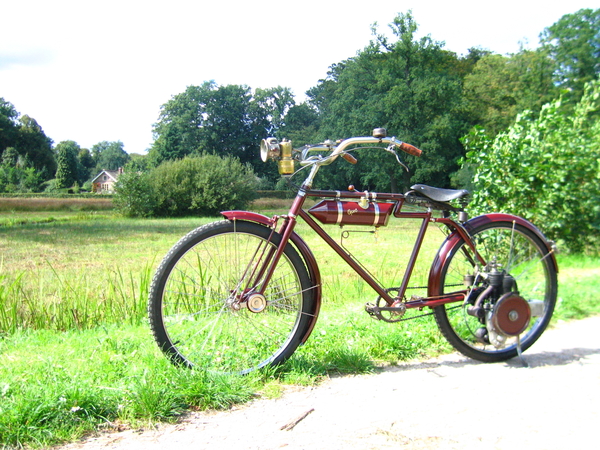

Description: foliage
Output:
[464,80,600,253]
[306,12,469,192]
[0,99,56,192]
[0,98,20,151]
[114,154,257,217]
[77,148,95,183]
[148,82,294,180]
[541,8,600,102]
[278,102,321,147]
[112,170,156,218]
[463,50,557,136]
[91,140,130,174]
[55,141,81,189]
[0,147,46,192]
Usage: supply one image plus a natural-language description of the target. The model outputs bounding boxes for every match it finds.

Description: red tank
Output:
[308,200,395,227]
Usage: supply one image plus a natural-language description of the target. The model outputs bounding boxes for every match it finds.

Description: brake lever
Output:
[385,143,409,172]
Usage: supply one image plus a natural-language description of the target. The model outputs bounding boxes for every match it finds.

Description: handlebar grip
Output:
[399,142,422,157]
[341,152,358,164]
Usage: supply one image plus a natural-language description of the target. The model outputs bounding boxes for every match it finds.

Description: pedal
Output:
[364,302,379,319]
[364,301,406,323]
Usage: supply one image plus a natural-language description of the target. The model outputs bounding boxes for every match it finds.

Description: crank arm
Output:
[365,302,406,322]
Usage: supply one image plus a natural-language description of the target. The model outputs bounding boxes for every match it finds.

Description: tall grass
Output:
[0,197,114,212]
[0,214,216,333]
[0,263,152,333]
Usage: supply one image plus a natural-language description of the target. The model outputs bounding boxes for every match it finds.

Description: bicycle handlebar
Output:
[261,129,422,178]
[314,136,422,166]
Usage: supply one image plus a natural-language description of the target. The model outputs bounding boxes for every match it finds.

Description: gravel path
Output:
[62,316,600,450]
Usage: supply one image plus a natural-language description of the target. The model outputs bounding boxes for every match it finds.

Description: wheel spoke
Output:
[433,222,557,362]
[148,221,316,374]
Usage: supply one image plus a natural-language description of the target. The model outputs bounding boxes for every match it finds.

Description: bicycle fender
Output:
[428,213,558,297]
[221,210,322,344]
[221,210,275,227]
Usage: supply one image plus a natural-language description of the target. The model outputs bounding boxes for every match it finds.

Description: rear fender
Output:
[428,213,558,297]
[221,210,321,344]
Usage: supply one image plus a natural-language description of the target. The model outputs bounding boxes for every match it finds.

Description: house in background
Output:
[91,168,122,193]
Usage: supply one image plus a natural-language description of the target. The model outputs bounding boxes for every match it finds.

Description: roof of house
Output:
[91,170,120,184]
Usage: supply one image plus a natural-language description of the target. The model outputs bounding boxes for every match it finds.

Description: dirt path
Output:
[62,317,600,450]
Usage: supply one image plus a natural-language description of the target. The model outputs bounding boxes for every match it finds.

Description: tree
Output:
[55,141,80,189]
[541,8,600,101]
[251,86,296,137]
[463,50,556,136]
[1,99,56,190]
[306,12,468,191]
[148,82,295,179]
[17,115,56,178]
[279,103,320,146]
[0,98,19,154]
[91,141,129,173]
[1,146,19,167]
[463,80,600,253]
[77,148,95,184]
[125,153,150,172]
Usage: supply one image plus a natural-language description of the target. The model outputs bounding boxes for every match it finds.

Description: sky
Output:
[1,0,599,155]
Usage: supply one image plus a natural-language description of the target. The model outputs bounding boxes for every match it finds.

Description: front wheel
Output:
[433,221,557,362]
[148,220,317,374]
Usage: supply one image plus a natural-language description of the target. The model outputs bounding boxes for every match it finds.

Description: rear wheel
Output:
[433,221,557,362]
[148,220,316,374]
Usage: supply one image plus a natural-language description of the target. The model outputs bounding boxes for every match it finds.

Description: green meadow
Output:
[1,198,598,448]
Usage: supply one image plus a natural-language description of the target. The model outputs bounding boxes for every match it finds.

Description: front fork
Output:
[221,192,314,311]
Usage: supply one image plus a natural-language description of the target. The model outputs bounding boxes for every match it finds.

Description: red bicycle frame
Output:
[224,186,480,313]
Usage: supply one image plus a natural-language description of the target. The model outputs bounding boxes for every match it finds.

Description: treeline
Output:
[144,9,600,193]
[0,120,134,192]
[1,9,599,196]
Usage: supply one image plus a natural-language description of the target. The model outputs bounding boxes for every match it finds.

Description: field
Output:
[0,198,599,448]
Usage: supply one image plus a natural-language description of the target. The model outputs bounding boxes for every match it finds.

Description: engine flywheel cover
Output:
[492,293,531,336]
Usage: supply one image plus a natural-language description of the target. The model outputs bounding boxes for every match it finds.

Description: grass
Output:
[0,200,599,448]
[0,326,257,448]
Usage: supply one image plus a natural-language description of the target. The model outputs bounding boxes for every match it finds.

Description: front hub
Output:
[247,293,268,313]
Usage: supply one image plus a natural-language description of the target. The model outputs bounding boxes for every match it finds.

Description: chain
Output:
[378,286,464,322]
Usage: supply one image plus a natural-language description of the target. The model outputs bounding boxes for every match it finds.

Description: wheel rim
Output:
[159,230,306,374]
[440,224,555,355]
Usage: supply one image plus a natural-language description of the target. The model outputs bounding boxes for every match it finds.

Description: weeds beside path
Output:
[60,316,600,450]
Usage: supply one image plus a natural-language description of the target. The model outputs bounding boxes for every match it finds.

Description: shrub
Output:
[114,154,257,218]
[463,80,600,253]
[113,171,156,218]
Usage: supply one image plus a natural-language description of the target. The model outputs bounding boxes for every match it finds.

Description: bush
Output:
[463,80,600,253]
[113,171,156,218]
[114,154,257,218]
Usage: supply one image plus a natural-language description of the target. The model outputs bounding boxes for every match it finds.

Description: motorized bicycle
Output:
[148,128,558,374]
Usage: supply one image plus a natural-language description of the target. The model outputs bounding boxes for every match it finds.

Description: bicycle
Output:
[148,128,558,374]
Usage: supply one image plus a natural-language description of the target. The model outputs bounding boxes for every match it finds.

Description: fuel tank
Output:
[308,200,395,227]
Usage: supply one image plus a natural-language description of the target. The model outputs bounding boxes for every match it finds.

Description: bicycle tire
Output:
[148,220,316,374]
[433,221,558,362]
